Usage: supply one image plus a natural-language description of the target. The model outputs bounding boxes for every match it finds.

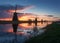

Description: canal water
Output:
[0,22,52,43]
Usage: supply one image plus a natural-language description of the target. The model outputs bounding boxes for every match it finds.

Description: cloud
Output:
[0,5,24,11]
[0,5,34,18]
[44,15,54,17]
[0,5,25,18]
[0,4,34,12]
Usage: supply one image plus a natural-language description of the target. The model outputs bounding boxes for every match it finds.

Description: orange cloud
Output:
[7,5,35,13]
[0,18,12,21]
[20,5,35,12]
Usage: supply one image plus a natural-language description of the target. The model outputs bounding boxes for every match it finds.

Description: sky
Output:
[0,0,60,17]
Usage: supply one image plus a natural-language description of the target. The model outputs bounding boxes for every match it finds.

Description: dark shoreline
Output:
[25,21,60,43]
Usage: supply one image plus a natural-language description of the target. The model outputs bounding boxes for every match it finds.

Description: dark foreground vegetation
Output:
[25,21,60,43]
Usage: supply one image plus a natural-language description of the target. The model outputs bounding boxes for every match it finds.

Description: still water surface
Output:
[0,22,52,43]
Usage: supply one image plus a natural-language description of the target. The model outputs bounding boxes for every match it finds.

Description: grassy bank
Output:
[25,22,60,43]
